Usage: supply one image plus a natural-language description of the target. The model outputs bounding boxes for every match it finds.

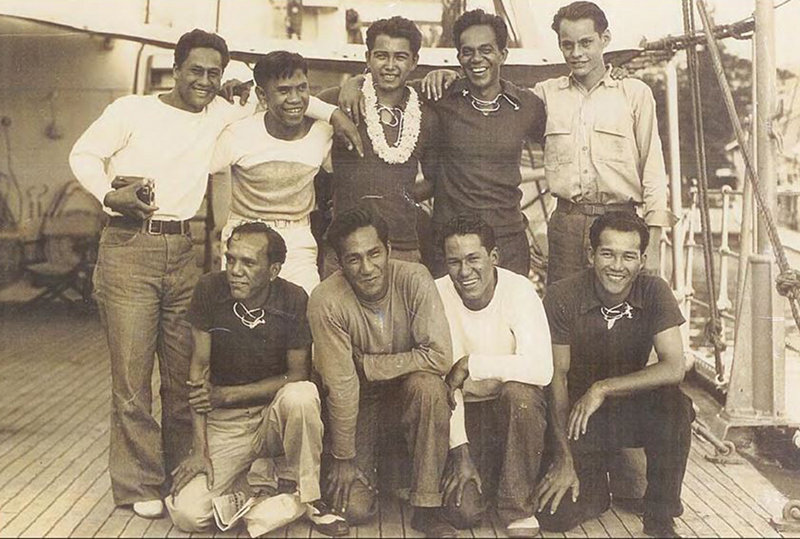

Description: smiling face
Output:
[557,18,610,88]
[258,68,310,129]
[172,47,223,112]
[338,226,391,303]
[444,233,498,311]
[225,233,279,304]
[457,24,507,98]
[589,228,645,306]
[366,34,418,95]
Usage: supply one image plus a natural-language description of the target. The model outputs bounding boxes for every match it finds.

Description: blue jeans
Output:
[93,224,199,505]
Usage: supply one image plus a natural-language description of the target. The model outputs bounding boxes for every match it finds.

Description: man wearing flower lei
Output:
[339,10,547,279]
[318,16,440,278]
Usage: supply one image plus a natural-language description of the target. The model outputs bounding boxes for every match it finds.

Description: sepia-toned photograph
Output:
[1,0,800,537]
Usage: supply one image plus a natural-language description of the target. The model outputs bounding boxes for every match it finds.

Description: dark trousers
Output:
[446,383,548,527]
[431,227,530,279]
[538,387,695,532]
[323,372,450,523]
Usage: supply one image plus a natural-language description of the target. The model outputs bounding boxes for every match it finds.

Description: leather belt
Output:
[556,198,637,216]
[109,216,191,235]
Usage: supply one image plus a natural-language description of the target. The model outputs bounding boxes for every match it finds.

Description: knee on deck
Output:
[166,489,213,533]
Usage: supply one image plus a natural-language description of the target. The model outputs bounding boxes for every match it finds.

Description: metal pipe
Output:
[666,57,686,296]
[755,0,777,253]
[718,185,733,312]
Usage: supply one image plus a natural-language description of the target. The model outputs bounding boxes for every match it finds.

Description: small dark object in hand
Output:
[137,185,154,205]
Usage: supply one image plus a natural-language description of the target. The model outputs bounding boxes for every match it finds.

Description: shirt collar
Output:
[559,64,618,91]
[578,269,645,314]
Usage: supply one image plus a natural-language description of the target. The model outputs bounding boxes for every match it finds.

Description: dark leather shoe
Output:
[411,507,458,538]
[643,514,681,538]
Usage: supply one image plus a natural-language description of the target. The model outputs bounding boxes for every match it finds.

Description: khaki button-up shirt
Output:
[533,68,677,227]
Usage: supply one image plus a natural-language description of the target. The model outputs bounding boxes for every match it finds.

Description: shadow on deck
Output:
[0,305,798,538]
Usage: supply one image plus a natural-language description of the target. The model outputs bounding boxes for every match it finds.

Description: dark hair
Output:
[253,51,308,87]
[366,16,423,56]
[440,214,496,254]
[227,221,287,264]
[551,1,609,34]
[589,211,649,254]
[325,207,390,257]
[453,9,509,51]
[174,29,230,69]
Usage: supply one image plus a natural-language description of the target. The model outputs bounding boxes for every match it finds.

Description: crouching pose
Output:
[166,222,346,536]
[308,208,458,537]
[435,215,553,537]
[536,212,693,538]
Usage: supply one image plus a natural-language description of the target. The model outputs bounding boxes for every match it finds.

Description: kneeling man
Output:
[308,207,456,537]
[536,212,693,538]
[167,222,345,536]
[436,215,553,537]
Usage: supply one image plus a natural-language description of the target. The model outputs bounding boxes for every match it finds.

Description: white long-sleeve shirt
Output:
[69,94,335,221]
[435,267,554,449]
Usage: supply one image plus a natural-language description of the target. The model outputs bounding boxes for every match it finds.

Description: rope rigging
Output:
[692,0,800,334]
[682,0,726,381]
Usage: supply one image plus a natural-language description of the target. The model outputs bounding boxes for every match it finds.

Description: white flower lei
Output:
[362,73,421,165]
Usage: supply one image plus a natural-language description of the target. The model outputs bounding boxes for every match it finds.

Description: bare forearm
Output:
[549,377,572,461]
[216,372,303,408]
[595,360,683,399]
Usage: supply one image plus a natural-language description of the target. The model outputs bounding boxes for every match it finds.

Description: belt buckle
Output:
[146,220,162,235]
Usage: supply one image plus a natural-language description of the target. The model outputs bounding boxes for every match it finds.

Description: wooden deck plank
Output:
[0,361,106,455]
[44,473,110,538]
[688,453,782,537]
[684,465,763,537]
[95,507,135,538]
[143,516,174,538]
[119,515,153,538]
[681,475,742,538]
[579,515,608,538]
[69,488,116,538]
[15,447,108,538]
[356,505,380,538]
[597,508,633,538]
[674,502,718,538]
[609,506,642,538]
[470,510,498,539]
[0,410,109,518]
[0,392,108,501]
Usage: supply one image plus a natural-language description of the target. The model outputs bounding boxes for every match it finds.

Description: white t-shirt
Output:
[69,95,335,221]
[210,114,333,222]
[435,267,554,448]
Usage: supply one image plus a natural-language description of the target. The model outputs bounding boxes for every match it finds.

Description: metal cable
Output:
[683,0,726,379]
[695,0,800,333]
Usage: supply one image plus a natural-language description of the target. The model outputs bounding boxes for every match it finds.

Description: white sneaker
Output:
[133,499,164,519]
[506,514,540,538]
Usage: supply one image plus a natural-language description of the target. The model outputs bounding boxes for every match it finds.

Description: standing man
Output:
[212,51,334,294]
[435,215,553,537]
[318,16,439,276]
[535,212,693,538]
[536,1,674,284]
[166,222,346,536]
[339,9,547,278]
[307,207,457,537]
[69,29,354,516]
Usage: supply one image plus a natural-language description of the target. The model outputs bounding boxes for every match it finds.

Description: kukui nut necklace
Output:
[600,301,634,330]
[233,302,266,329]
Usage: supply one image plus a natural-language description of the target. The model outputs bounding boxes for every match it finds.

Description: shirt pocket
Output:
[592,118,631,163]
[543,117,574,167]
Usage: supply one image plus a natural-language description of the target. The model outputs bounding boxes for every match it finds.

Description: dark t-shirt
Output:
[317,86,438,250]
[543,270,685,401]
[186,272,312,386]
[429,78,546,236]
